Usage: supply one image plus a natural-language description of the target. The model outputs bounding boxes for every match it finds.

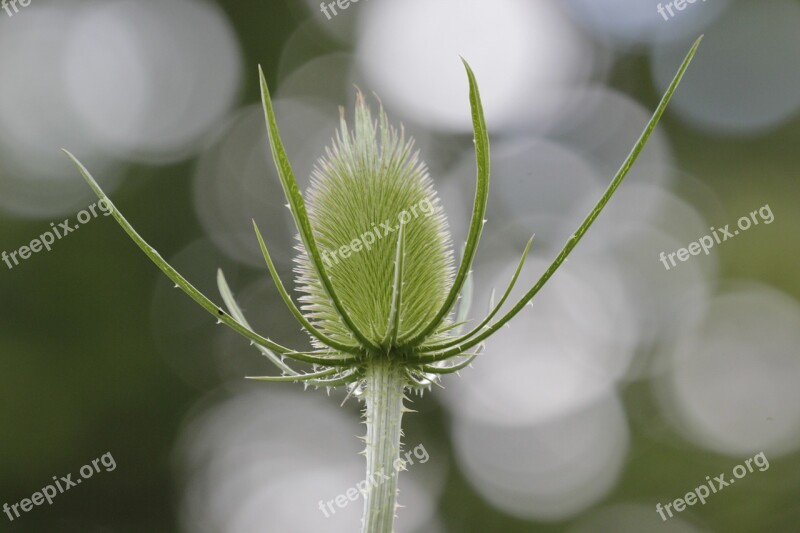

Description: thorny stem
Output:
[362,358,406,533]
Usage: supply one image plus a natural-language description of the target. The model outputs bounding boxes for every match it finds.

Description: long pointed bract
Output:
[64,150,355,367]
[452,270,474,336]
[409,36,703,361]
[421,234,534,352]
[308,369,362,388]
[421,353,479,374]
[246,367,339,382]
[258,66,382,353]
[252,220,361,355]
[217,268,300,375]
[400,59,490,347]
[382,223,406,348]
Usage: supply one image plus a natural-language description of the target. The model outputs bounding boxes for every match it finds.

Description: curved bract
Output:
[66,37,701,391]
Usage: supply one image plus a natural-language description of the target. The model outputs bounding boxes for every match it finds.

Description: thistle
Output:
[65,38,700,533]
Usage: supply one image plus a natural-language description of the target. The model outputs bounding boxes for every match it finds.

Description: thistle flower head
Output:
[297,93,455,351]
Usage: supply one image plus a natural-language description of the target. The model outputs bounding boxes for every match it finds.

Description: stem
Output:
[362,358,406,533]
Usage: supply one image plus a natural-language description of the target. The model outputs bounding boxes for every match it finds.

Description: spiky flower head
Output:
[246,62,496,393]
[297,93,454,352]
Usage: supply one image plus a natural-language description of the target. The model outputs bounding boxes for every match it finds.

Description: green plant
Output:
[65,37,701,533]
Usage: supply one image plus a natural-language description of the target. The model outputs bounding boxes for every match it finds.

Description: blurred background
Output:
[1,0,799,531]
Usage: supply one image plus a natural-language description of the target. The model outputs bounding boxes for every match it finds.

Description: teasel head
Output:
[244,61,495,395]
[295,91,457,358]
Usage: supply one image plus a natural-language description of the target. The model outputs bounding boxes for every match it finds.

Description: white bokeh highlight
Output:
[64,0,242,161]
[451,391,629,521]
[659,283,800,456]
[177,387,446,533]
[651,0,800,135]
[357,0,594,131]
